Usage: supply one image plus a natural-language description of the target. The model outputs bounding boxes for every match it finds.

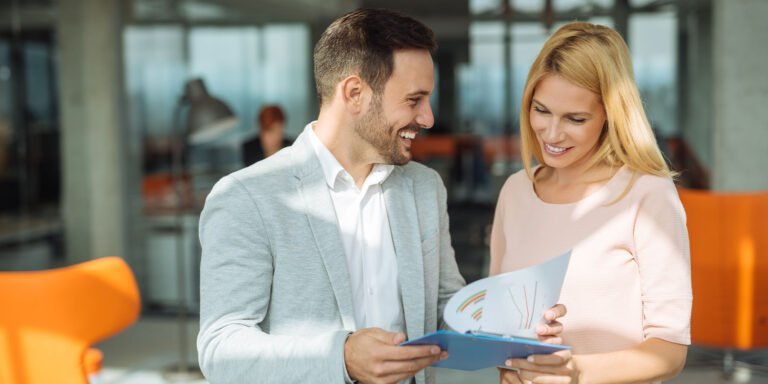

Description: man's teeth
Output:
[545,143,567,153]
[399,131,416,139]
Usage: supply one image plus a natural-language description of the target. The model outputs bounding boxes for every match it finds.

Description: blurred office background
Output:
[0,0,766,383]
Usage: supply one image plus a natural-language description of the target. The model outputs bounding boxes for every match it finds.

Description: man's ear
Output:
[338,75,367,114]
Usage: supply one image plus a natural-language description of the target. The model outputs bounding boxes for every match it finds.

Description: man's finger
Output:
[391,332,407,345]
[364,328,399,344]
[384,344,442,361]
[378,352,445,376]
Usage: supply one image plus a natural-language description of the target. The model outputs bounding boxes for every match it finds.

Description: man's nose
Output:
[415,101,434,129]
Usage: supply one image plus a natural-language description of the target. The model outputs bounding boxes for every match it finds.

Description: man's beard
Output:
[353,95,414,166]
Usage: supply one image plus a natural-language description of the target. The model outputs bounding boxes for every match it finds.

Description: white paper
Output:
[444,250,571,338]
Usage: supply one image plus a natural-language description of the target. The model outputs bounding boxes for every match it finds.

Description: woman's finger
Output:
[537,321,563,335]
[544,304,567,321]
[498,368,524,384]
[505,359,570,375]
[528,350,572,366]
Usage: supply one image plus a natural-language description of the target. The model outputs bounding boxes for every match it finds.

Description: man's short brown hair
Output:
[313,8,437,106]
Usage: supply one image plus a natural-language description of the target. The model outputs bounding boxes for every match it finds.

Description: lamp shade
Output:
[183,78,239,144]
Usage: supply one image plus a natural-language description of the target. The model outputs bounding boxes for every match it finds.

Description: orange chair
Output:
[0,256,141,384]
[410,134,458,161]
[678,188,768,371]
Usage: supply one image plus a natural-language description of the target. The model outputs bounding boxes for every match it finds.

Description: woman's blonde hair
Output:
[519,21,675,181]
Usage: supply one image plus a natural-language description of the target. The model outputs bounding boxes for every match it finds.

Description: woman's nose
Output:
[540,119,563,142]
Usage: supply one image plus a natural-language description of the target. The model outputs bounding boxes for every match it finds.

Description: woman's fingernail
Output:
[527,355,535,363]
[536,325,546,334]
[505,360,512,367]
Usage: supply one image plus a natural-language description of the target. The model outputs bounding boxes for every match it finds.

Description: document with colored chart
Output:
[401,250,572,371]
[445,250,572,338]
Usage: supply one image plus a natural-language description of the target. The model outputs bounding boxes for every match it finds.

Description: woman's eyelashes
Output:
[533,105,587,124]
[568,116,586,124]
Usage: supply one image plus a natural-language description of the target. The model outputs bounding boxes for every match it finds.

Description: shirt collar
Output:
[305,122,394,189]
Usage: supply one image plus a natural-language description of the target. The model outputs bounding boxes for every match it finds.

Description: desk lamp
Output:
[166,78,238,380]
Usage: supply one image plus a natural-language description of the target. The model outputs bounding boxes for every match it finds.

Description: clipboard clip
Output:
[466,330,510,337]
[465,330,539,341]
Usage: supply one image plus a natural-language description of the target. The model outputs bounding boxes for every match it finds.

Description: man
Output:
[198,8,565,384]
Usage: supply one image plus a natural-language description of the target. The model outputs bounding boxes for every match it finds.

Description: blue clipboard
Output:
[400,330,570,371]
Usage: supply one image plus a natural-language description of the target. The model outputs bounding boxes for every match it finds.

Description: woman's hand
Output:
[498,303,572,383]
[499,350,581,384]
[536,304,566,344]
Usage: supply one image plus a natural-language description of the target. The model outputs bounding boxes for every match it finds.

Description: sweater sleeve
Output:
[197,175,349,383]
[633,178,693,345]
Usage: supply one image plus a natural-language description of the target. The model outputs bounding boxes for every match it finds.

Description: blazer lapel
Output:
[293,133,356,330]
[383,169,425,340]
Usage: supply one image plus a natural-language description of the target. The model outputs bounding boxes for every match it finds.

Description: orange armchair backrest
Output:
[0,256,141,384]
[678,188,768,350]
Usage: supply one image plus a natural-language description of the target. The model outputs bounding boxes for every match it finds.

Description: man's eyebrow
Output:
[406,90,430,97]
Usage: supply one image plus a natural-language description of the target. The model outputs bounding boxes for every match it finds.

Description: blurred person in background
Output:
[241,104,292,166]
[491,22,691,384]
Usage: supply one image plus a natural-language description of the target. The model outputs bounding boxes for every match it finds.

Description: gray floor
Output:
[95,316,768,384]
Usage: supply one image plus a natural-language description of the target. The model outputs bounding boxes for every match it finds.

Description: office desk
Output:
[142,210,201,312]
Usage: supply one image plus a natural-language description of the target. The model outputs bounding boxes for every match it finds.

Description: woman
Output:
[242,105,292,165]
[491,22,691,383]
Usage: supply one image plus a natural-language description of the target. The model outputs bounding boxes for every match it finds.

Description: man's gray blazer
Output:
[197,129,466,384]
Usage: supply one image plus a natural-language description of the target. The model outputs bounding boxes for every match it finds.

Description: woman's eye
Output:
[533,106,549,114]
[569,117,586,123]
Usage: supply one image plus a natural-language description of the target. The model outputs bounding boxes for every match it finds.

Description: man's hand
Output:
[499,350,581,384]
[535,304,566,344]
[344,328,447,384]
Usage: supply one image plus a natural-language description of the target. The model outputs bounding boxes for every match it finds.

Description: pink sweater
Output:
[490,166,692,354]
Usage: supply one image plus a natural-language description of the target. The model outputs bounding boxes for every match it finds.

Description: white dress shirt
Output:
[306,123,405,334]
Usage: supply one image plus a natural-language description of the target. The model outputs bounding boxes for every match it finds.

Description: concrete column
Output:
[57,0,128,262]
[680,4,713,171]
[711,0,768,191]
